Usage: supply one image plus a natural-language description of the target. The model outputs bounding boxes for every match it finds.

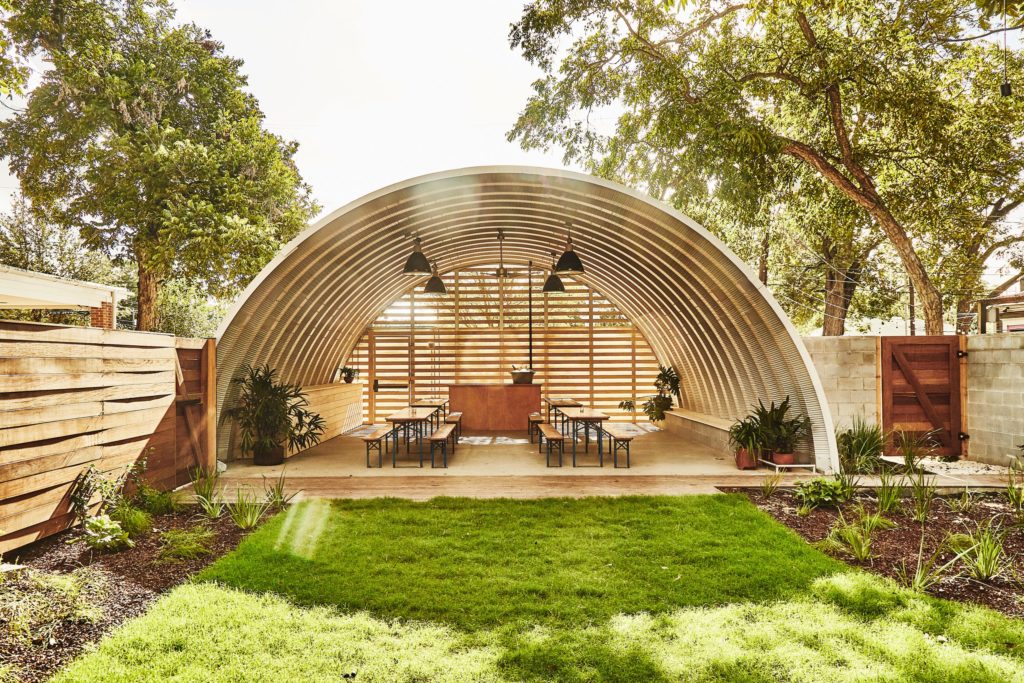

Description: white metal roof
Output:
[0,264,128,310]
[216,166,839,470]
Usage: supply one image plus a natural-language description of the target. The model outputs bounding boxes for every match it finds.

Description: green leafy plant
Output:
[1006,470,1024,519]
[224,363,326,463]
[729,416,762,455]
[796,503,814,517]
[135,482,181,516]
[338,365,359,383]
[641,394,673,422]
[851,503,896,534]
[944,488,976,514]
[960,521,1009,582]
[617,398,635,414]
[654,364,681,404]
[908,473,937,523]
[894,532,962,593]
[760,472,782,499]
[833,471,859,504]
[836,418,886,473]
[190,465,220,502]
[263,471,297,508]
[874,472,903,516]
[793,478,847,510]
[824,515,874,562]
[83,515,132,552]
[158,526,215,561]
[197,494,225,520]
[108,504,152,538]
[226,488,271,530]
[895,429,938,473]
[752,396,809,455]
[70,457,149,522]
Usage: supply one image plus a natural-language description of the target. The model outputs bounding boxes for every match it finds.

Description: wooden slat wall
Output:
[0,322,215,554]
[287,382,364,457]
[349,268,659,423]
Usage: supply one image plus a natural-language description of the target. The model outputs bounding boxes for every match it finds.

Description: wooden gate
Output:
[880,336,964,457]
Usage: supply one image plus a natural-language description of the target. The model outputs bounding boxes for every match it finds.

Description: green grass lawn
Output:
[54,495,1024,682]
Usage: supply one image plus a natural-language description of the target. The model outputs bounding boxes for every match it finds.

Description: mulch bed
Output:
[737,488,1024,618]
[2,509,249,683]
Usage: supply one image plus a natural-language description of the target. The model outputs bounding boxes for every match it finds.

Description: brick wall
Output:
[88,301,115,329]
[965,334,1024,467]
[801,336,879,428]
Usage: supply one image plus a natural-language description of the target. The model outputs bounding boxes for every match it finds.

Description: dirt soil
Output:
[1,510,248,683]
[739,488,1024,619]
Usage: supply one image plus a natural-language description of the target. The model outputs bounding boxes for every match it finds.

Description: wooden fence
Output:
[0,321,215,554]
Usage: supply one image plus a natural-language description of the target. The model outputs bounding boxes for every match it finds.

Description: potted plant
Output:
[728,416,761,470]
[642,365,681,423]
[510,364,535,384]
[756,396,809,465]
[338,365,359,383]
[225,363,326,466]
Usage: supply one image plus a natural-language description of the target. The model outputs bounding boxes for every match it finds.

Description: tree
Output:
[0,0,317,330]
[509,0,1024,334]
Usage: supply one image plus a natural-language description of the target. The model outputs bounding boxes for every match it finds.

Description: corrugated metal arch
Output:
[216,167,839,471]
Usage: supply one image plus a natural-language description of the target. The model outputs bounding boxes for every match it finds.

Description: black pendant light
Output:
[555,222,584,273]
[495,229,510,279]
[543,251,565,292]
[423,260,447,295]
[402,235,432,275]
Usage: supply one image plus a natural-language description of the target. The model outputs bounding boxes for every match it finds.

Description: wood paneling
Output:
[289,382,364,456]
[449,384,542,431]
[0,321,216,554]
[349,268,658,423]
[881,336,963,457]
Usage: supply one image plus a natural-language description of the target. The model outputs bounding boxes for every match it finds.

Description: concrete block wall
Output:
[801,336,879,428]
[965,334,1024,467]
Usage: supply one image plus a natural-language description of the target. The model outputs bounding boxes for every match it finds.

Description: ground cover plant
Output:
[54,496,1024,682]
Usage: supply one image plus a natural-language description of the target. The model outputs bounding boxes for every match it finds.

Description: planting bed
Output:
[1,509,247,683]
[743,488,1024,618]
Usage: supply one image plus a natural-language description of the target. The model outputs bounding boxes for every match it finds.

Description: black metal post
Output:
[528,260,534,368]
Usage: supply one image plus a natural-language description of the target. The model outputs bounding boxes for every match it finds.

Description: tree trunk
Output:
[136,260,160,332]
[758,228,769,285]
[955,296,975,335]
[822,265,859,336]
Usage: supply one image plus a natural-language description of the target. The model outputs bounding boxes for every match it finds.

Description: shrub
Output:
[263,471,296,508]
[135,482,181,516]
[895,429,938,472]
[158,527,215,561]
[822,515,874,562]
[894,533,962,593]
[109,504,152,538]
[908,473,936,523]
[83,515,132,552]
[760,472,782,499]
[0,567,106,644]
[836,417,885,473]
[793,478,847,510]
[1006,471,1024,519]
[226,488,271,530]
[197,494,225,520]
[944,488,976,514]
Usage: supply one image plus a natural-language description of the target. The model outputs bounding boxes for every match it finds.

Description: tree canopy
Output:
[0,0,317,330]
[509,0,1024,334]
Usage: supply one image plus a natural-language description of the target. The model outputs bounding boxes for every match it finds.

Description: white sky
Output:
[173,0,575,219]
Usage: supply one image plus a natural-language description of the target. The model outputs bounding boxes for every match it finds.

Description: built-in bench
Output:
[603,425,634,468]
[538,423,565,467]
[362,426,393,468]
[429,423,457,468]
[444,411,463,440]
[662,409,732,454]
[527,412,544,442]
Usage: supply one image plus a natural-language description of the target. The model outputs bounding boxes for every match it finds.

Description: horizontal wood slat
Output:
[0,323,216,554]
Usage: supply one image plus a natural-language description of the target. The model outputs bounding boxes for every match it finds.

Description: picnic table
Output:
[558,406,610,467]
[411,396,450,427]
[386,407,437,466]
[543,396,582,423]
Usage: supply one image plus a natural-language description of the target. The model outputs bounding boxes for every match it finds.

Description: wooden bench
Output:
[538,423,565,467]
[429,423,457,468]
[444,411,463,440]
[527,412,544,442]
[603,425,634,468]
[362,426,393,468]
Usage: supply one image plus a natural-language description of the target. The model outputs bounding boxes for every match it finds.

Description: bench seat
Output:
[538,423,565,467]
[362,426,392,468]
[429,423,457,468]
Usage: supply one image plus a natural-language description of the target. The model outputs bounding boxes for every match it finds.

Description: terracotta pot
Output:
[511,370,535,385]
[735,448,758,470]
[253,444,285,466]
[773,451,796,465]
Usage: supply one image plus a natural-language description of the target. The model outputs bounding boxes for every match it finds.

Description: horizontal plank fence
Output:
[0,321,215,554]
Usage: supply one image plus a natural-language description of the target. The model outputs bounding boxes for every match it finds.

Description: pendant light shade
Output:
[402,236,432,275]
[543,251,565,292]
[423,260,447,295]
[555,224,584,273]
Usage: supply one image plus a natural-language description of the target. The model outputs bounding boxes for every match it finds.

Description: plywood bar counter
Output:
[448,383,542,431]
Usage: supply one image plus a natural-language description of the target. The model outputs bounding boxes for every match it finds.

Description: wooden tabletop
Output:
[561,407,609,421]
[412,397,449,407]
[386,407,437,423]
[544,397,582,408]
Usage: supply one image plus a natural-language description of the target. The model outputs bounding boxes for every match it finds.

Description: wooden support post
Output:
[200,338,217,470]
